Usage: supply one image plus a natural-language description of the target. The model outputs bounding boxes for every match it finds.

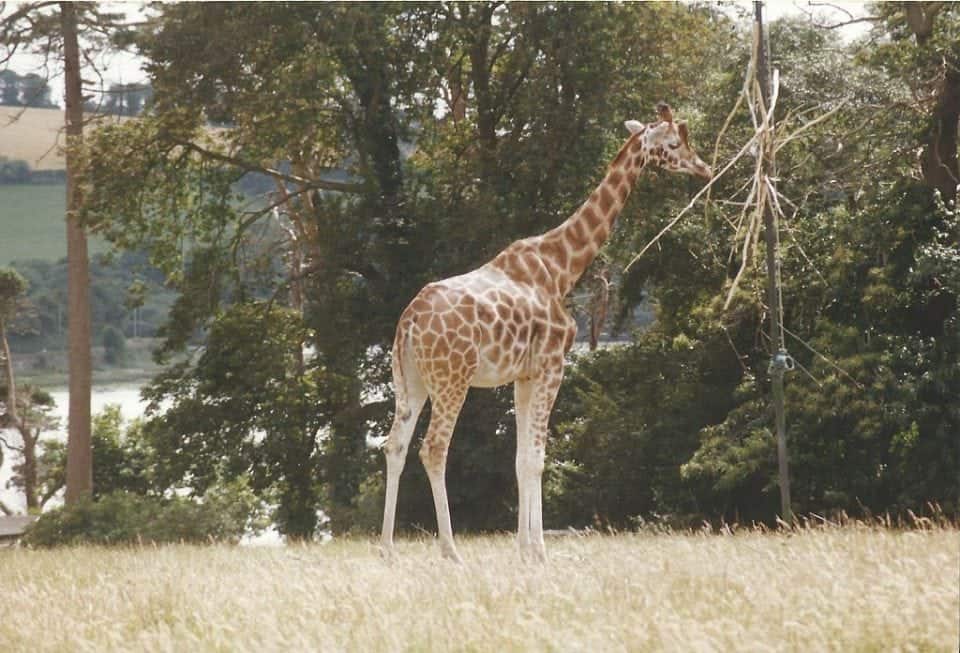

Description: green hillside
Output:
[0,183,107,265]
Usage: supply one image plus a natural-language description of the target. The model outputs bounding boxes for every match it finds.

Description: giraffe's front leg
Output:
[515,360,564,563]
[514,379,534,552]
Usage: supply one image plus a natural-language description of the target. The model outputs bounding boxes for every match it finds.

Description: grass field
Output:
[0,183,109,266]
[2,528,956,652]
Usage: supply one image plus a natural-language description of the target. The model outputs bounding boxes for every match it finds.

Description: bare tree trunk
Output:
[0,318,17,426]
[61,1,93,503]
[21,428,38,510]
[755,1,792,523]
[589,267,610,352]
[921,67,960,203]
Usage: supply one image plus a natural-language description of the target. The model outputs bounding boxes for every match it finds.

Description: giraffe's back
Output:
[398,264,569,391]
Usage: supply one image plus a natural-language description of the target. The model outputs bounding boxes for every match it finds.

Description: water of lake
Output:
[0,384,148,514]
[1,383,286,545]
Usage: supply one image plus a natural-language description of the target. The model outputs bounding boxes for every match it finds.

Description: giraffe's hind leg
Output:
[381,352,428,553]
[419,382,469,563]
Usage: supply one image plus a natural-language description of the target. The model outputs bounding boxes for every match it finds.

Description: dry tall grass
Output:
[2,528,957,652]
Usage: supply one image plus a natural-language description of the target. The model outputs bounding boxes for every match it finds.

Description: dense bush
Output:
[101,325,127,365]
[23,482,266,547]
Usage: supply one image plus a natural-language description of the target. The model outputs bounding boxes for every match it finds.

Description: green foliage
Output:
[0,266,28,320]
[78,3,958,534]
[0,157,31,184]
[0,70,55,108]
[101,325,126,365]
[140,302,346,538]
[8,253,176,354]
[23,481,265,547]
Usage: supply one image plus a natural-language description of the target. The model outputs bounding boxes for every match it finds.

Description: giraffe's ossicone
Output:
[381,103,712,562]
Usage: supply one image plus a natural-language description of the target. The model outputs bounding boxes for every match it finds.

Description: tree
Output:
[79,1,742,533]
[0,267,60,512]
[140,302,346,538]
[2,2,134,504]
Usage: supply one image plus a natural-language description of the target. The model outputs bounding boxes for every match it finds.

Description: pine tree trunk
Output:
[61,1,93,503]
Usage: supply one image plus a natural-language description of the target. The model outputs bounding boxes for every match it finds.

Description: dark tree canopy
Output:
[65,1,959,537]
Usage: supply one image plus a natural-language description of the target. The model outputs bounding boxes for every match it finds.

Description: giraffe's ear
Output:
[624,120,645,134]
[656,102,673,123]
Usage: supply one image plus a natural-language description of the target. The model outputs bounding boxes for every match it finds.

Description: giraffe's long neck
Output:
[540,134,646,297]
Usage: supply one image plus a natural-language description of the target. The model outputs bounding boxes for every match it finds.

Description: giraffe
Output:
[381,103,712,562]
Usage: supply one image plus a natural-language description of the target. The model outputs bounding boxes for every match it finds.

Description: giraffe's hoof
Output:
[380,542,398,563]
[440,545,465,565]
[518,542,548,564]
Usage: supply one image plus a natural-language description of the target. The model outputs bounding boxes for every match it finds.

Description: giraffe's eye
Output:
[668,142,680,150]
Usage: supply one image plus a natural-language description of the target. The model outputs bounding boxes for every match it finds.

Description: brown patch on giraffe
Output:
[568,218,588,244]
[411,298,432,313]
[630,138,645,153]
[456,303,477,320]
[496,303,510,321]
[610,142,632,169]
[539,237,569,272]
[493,321,504,341]
[598,186,615,214]
[506,253,527,278]
[477,304,494,323]
[452,337,469,352]
[532,262,551,289]
[431,340,450,358]
[570,248,593,273]
[442,312,459,330]
[582,205,603,231]
[420,438,448,472]
[608,170,623,187]
[632,154,645,168]
[517,325,529,342]
[457,324,472,339]
[547,327,566,351]
[464,348,478,365]
[617,183,629,203]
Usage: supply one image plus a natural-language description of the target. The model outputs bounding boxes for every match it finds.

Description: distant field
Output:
[0,184,108,265]
[0,105,130,170]
[1,529,956,652]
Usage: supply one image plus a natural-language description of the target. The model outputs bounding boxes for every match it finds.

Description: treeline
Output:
[23,2,958,538]
[0,157,65,184]
[8,252,176,359]
[0,70,152,115]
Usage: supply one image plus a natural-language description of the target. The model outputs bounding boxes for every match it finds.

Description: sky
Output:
[3,1,874,107]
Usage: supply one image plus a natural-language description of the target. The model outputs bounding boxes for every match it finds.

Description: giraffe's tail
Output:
[391,319,413,422]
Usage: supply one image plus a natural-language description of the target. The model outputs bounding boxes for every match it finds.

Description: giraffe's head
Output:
[625,103,712,181]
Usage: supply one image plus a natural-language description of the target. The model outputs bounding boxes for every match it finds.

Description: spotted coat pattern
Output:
[381,109,711,562]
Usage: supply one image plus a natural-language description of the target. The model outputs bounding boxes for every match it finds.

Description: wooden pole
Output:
[754,1,792,523]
